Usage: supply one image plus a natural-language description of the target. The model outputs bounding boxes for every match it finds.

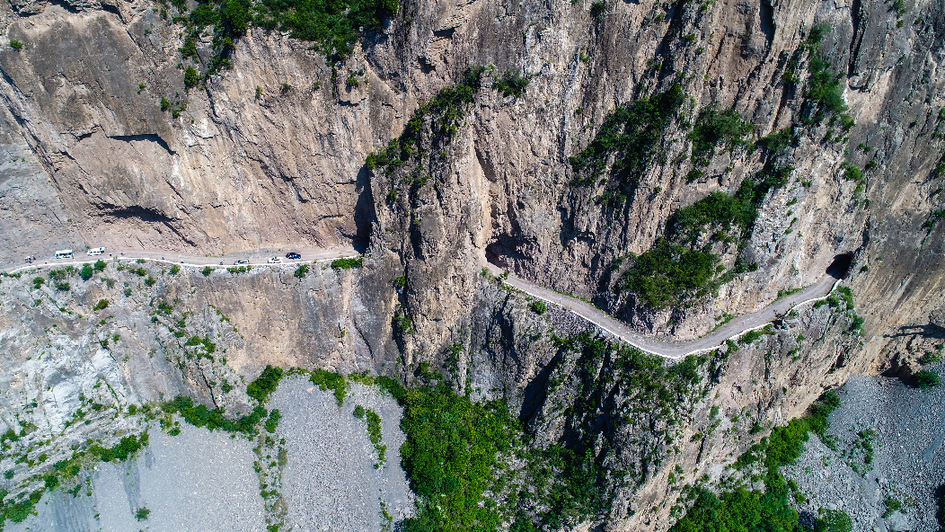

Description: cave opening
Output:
[826,253,853,279]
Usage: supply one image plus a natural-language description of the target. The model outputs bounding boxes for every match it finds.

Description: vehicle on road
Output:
[87,247,105,256]
[24,256,34,263]
[285,252,301,260]
[268,257,282,264]
[55,250,73,259]
[234,259,249,265]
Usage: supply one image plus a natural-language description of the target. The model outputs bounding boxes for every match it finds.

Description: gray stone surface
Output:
[8,423,265,532]
[784,365,945,532]
[269,376,414,532]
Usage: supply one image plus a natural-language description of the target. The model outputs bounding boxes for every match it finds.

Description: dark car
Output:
[285,252,301,260]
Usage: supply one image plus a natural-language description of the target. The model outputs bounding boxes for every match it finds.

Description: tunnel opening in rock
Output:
[485,237,525,269]
[826,253,853,279]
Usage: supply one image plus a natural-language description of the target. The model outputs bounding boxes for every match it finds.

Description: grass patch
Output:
[330,257,362,270]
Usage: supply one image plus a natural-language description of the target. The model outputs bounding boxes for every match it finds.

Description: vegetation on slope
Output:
[568,84,685,205]
[670,390,842,532]
[164,0,399,89]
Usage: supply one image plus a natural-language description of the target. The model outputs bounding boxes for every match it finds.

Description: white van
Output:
[55,250,74,259]
[87,247,105,256]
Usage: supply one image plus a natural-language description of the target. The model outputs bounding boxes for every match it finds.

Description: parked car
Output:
[87,247,105,256]
[268,257,282,264]
[285,252,301,260]
[234,259,249,265]
[55,250,73,259]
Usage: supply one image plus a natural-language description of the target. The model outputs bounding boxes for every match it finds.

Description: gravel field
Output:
[8,423,265,532]
[6,377,416,531]
[783,362,945,532]
[268,376,415,532]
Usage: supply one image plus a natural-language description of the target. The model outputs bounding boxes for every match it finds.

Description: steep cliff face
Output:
[1,0,944,529]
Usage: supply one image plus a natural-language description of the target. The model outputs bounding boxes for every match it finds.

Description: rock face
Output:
[1,0,944,529]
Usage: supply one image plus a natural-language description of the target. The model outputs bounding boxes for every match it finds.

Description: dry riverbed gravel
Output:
[783,362,945,532]
[6,376,414,531]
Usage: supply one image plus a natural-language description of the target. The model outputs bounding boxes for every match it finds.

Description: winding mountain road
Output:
[486,262,840,359]
[6,246,840,359]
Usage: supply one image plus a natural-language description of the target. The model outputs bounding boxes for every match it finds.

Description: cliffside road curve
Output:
[484,262,840,359]
[5,247,838,360]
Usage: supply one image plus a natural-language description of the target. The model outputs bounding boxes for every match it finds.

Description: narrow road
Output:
[6,246,360,275]
[7,246,838,359]
[485,262,839,359]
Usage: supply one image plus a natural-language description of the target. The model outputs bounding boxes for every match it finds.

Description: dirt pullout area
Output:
[783,363,945,532]
[7,423,265,532]
[269,376,415,531]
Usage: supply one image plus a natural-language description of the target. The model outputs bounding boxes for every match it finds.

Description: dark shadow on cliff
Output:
[519,352,562,427]
[353,164,376,253]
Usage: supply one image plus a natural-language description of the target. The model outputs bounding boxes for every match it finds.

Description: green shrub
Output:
[144,276,156,287]
[569,84,684,202]
[169,264,181,274]
[671,390,840,532]
[353,405,365,419]
[247,365,284,403]
[686,168,704,182]
[756,128,795,154]
[529,300,547,315]
[184,66,199,89]
[688,105,752,163]
[914,370,941,388]
[160,97,171,111]
[93,259,107,272]
[201,266,213,276]
[815,509,852,532]
[398,382,515,531]
[619,237,718,309]
[293,264,309,279]
[330,257,362,270]
[162,395,265,434]
[882,497,902,518]
[309,369,346,406]
[252,0,399,62]
[393,275,407,288]
[493,70,529,98]
[89,433,150,462]
[93,299,109,311]
[32,277,44,289]
[919,347,942,365]
[55,281,70,291]
[9,39,23,50]
[135,507,151,521]
[80,263,94,281]
[264,409,281,433]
